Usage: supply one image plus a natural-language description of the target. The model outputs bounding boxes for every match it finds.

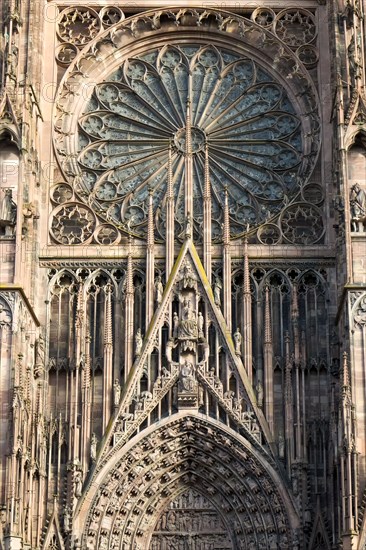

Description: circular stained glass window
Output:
[76,44,304,242]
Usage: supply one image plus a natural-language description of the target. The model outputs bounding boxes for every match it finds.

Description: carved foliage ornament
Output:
[52,8,320,245]
[353,292,366,327]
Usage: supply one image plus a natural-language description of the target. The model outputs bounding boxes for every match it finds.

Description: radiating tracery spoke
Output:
[77,44,304,241]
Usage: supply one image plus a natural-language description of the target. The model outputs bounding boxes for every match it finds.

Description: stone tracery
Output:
[51,7,321,246]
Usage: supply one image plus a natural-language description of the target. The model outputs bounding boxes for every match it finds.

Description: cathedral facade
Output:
[0,1,366,549]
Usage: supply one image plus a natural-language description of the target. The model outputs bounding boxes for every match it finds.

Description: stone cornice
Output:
[0,284,41,326]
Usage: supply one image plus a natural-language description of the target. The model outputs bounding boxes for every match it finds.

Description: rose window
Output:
[76,44,306,242]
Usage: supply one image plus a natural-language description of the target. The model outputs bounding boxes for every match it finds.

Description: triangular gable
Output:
[308,502,331,550]
[345,90,366,128]
[42,505,65,550]
[96,237,274,468]
[0,92,20,142]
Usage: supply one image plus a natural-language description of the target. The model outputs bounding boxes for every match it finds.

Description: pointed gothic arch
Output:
[74,413,299,549]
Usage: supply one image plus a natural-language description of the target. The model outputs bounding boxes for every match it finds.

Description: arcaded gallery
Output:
[0,1,366,549]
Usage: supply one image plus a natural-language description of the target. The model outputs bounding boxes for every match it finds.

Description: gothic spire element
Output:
[166,141,175,278]
[263,285,273,432]
[339,351,358,537]
[203,142,212,284]
[185,98,193,219]
[243,235,252,383]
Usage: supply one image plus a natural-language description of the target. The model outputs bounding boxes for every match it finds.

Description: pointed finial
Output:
[342,351,350,390]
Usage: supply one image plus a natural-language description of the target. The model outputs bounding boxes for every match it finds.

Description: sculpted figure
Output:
[350,183,366,231]
[74,469,82,498]
[182,263,196,289]
[90,433,97,462]
[135,328,143,356]
[213,277,222,306]
[34,334,45,378]
[256,380,263,408]
[178,299,198,339]
[197,311,204,338]
[113,379,121,407]
[180,361,195,392]
[173,311,179,338]
[155,275,163,305]
[233,327,242,355]
[185,214,192,238]
[0,189,17,236]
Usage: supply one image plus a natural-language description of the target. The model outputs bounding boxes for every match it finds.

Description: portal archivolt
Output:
[79,415,298,549]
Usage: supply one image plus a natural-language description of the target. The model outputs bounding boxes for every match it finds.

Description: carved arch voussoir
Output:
[75,413,299,549]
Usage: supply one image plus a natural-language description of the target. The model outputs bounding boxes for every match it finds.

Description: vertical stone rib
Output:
[284,330,293,470]
[146,190,154,325]
[223,188,232,331]
[263,286,273,432]
[102,283,113,431]
[73,283,84,461]
[291,284,302,459]
[81,330,91,474]
[203,143,212,284]
[243,236,252,382]
[166,142,175,278]
[124,242,134,381]
[185,99,193,219]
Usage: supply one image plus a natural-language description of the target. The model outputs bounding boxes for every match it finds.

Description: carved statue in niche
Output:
[74,469,82,498]
[155,275,163,305]
[113,379,121,407]
[256,380,263,408]
[213,277,222,306]
[173,311,179,338]
[233,327,242,355]
[0,188,17,237]
[180,262,197,290]
[179,361,196,393]
[34,334,45,378]
[178,299,198,340]
[135,328,143,356]
[197,311,204,338]
[350,182,366,231]
[90,433,97,462]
